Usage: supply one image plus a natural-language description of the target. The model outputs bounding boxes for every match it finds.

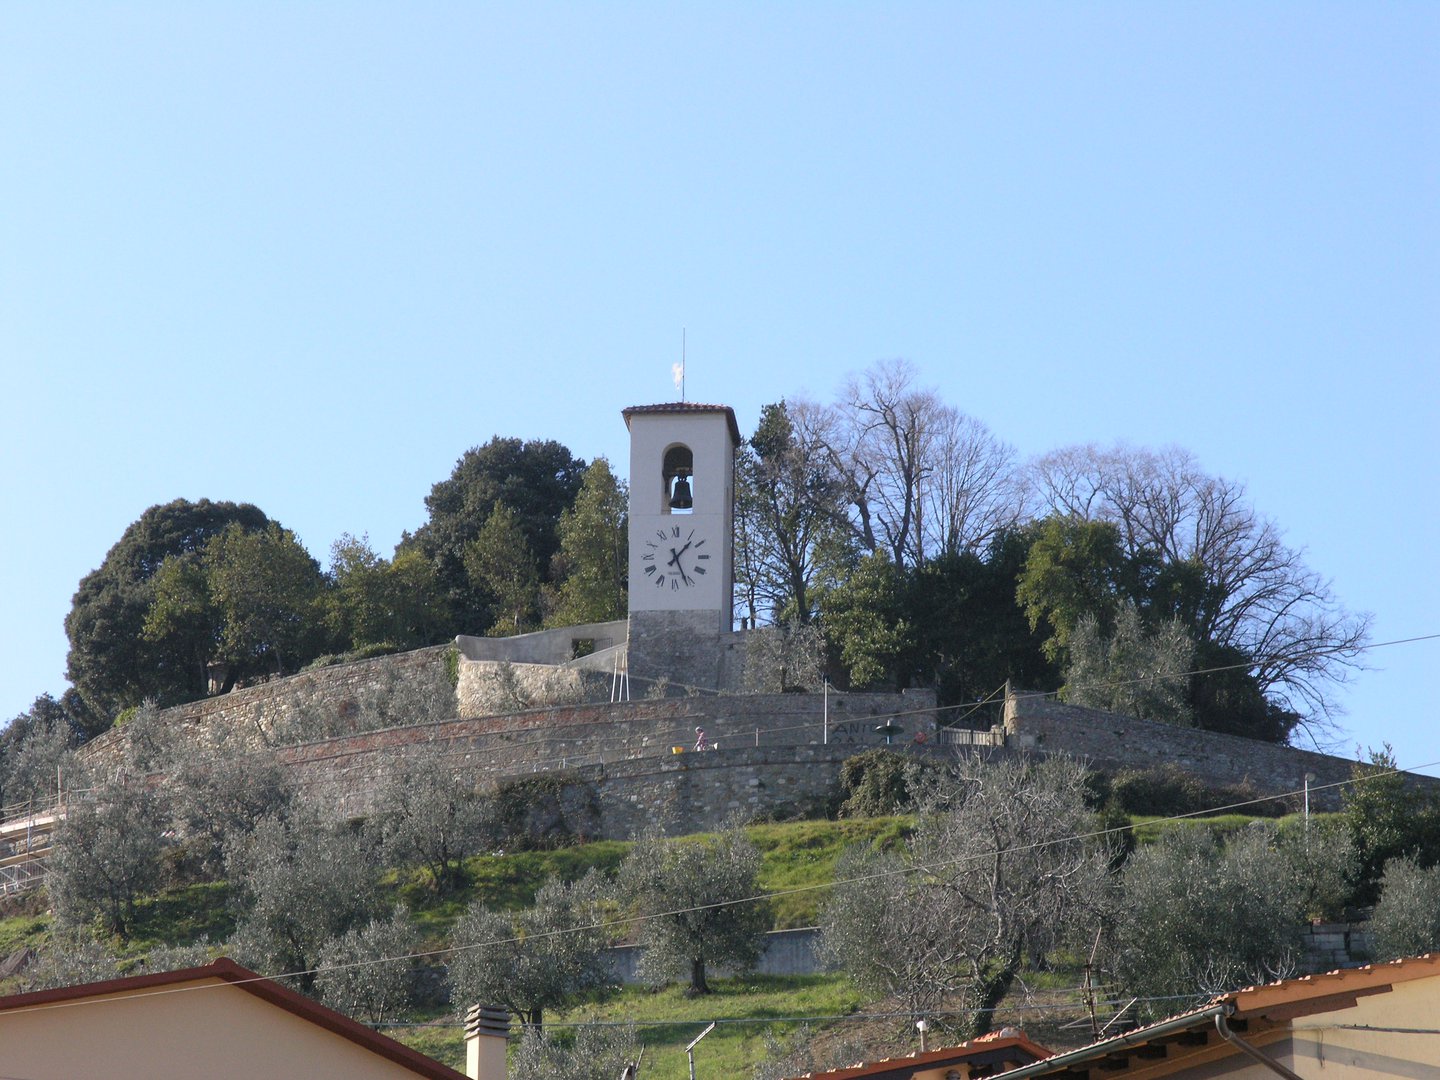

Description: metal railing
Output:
[0,858,47,897]
[0,791,76,896]
[936,726,1005,748]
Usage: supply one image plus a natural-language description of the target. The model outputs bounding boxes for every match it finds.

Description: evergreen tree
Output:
[464,502,542,636]
[547,457,628,627]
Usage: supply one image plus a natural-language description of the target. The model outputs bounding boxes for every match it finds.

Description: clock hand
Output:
[668,547,693,586]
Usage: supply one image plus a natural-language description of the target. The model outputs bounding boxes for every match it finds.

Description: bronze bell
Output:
[669,473,693,510]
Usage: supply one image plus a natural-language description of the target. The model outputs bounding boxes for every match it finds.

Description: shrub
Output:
[837,749,912,818]
[1107,765,1208,817]
[485,774,601,850]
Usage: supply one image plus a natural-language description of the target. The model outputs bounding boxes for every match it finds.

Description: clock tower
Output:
[623,402,741,691]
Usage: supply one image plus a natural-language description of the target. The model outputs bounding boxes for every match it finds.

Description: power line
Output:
[10,756,1436,1022]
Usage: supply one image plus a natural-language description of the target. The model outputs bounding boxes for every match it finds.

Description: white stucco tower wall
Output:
[622,403,741,690]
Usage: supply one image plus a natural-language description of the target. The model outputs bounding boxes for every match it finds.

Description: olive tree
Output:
[315,906,421,1023]
[225,811,380,993]
[624,825,769,996]
[0,705,77,812]
[1110,824,1306,1011]
[1370,858,1440,962]
[821,754,1108,1038]
[167,736,294,876]
[510,1023,642,1080]
[374,750,488,892]
[21,932,123,991]
[1064,603,1195,726]
[47,775,168,940]
[448,871,612,1028]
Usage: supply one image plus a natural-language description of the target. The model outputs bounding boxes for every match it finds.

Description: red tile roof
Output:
[782,1031,1051,1080]
[622,402,741,444]
[989,953,1440,1079]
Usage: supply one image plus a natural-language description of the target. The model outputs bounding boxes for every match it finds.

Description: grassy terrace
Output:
[386,974,870,1076]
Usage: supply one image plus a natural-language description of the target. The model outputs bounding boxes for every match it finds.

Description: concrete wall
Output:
[454,622,628,665]
[605,927,834,984]
[601,922,1372,984]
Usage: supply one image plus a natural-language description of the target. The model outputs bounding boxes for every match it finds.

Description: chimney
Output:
[464,1004,509,1080]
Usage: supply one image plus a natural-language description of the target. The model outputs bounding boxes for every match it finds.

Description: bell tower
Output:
[623,403,740,690]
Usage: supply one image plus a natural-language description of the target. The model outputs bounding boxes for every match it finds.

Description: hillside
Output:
[2,810,1349,1077]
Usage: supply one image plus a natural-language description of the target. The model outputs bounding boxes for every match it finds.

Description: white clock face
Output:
[641,524,712,592]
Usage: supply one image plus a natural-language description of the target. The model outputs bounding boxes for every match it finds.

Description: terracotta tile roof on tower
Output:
[622,402,741,444]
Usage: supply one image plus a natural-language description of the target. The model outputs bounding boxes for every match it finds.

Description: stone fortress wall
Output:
[78,641,1440,836]
[1002,689,1440,811]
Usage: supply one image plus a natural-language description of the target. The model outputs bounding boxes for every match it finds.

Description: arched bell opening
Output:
[662,444,694,514]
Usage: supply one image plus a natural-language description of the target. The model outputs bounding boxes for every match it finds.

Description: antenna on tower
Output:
[672,330,686,401]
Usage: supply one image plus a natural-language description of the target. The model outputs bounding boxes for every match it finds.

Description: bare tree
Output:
[922,409,1027,559]
[1028,443,1370,731]
[821,754,1108,1038]
[835,359,945,566]
[743,619,826,693]
[734,401,850,625]
[805,360,1022,568]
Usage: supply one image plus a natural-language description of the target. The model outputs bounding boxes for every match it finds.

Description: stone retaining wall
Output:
[79,645,454,771]
[266,692,940,834]
[1003,689,1440,811]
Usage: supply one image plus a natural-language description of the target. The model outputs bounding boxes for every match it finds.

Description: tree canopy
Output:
[546,457,629,628]
[821,755,1107,1038]
[65,498,273,716]
[402,437,586,633]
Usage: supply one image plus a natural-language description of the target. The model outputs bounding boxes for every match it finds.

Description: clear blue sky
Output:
[2,4,1435,771]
